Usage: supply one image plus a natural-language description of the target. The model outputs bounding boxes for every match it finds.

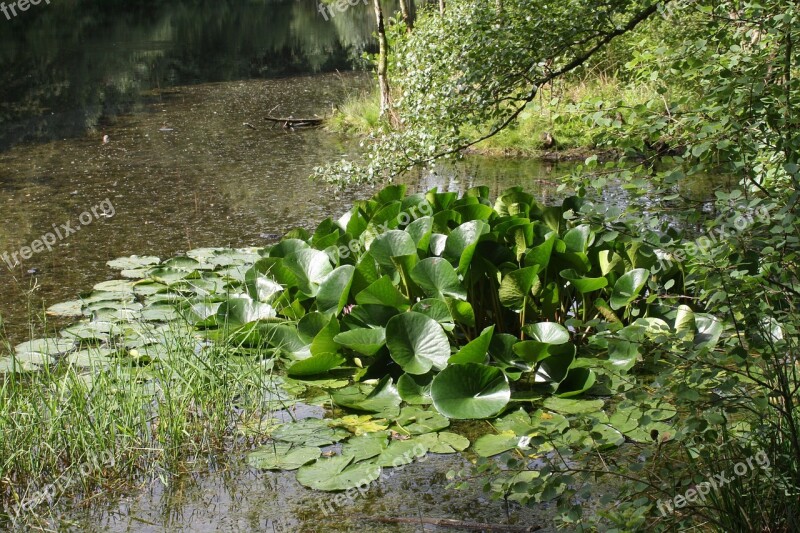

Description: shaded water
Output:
[0,0,385,150]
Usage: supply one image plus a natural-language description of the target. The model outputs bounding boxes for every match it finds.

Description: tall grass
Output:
[0,319,276,528]
[326,90,385,135]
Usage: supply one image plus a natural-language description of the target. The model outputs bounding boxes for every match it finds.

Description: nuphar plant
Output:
[180,184,709,418]
[7,184,724,514]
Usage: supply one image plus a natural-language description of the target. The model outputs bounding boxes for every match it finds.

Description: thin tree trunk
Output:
[398,0,414,31]
[439,0,445,15]
[373,0,393,121]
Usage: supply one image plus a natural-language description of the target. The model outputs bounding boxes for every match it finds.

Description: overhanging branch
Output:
[390,0,674,178]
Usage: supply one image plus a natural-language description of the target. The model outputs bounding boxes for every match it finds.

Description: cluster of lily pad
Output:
[3,184,724,493]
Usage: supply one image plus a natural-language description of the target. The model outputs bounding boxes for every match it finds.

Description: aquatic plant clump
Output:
[4,184,719,505]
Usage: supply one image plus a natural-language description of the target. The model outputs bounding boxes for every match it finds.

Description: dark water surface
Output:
[0,0,383,149]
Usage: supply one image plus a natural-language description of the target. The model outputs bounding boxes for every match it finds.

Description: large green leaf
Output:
[338,432,389,462]
[563,224,593,253]
[694,313,723,349]
[331,376,402,416]
[522,322,570,344]
[410,257,467,300]
[444,220,490,273]
[555,368,596,397]
[393,406,449,434]
[355,276,410,310]
[610,268,649,310]
[524,232,557,269]
[443,297,476,327]
[372,439,428,467]
[397,372,434,405]
[473,431,522,457]
[412,299,455,330]
[216,297,276,326]
[272,418,349,447]
[248,444,320,470]
[370,230,418,270]
[406,216,434,253]
[285,249,333,297]
[316,266,355,315]
[559,269,608,293]
[537,343,577,384]
[416,431,470,453]
[296,455,382,491]
[542,397,604,415]
[15,338,75,357]
[287,353,345,377]
[334,328,386,356]
[386,312,450,374]
[431,363,510,419]
[499,266,541,309]
[449,325,494,364]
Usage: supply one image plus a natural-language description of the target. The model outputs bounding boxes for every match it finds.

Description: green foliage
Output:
[316,0,800,528]
[314,0,669,183]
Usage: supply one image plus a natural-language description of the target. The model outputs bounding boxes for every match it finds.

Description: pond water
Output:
[0,2,722,531]
[0,71,589,347]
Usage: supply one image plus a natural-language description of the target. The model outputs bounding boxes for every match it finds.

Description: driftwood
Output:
[264,116,324,128]
[357,516,542,531]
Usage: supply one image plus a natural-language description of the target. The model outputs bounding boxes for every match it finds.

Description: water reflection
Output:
[0,0,389,150]
[67,454,553,532]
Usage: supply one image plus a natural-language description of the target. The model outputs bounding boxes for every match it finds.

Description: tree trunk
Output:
[373,0,393,121]
[439,0,445,15]
[398,0,414,31]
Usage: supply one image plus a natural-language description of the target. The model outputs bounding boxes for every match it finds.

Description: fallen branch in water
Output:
[357,515,542,531]
[264,116,324,128]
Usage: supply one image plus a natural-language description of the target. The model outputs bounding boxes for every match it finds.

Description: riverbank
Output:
[326,75,664,160]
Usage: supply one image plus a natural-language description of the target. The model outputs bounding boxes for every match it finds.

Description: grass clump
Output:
[0,320,277,529]
[326,90,384,135]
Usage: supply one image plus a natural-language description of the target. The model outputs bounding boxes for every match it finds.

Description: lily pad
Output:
[416,431,470,454]
[296,455,382,491]
[329,415,389,436]
[107,255,160,270]
[542,397,605,415]
[46,300,84,317]
[15,337,75,357]
[410,257,467,300]
[372,439,428,467]
[333,328,386,356]
[331,377,402,417]
[397,372,434,405]
[341,432,390,462]
[393,406,449,435]
[473,431,522,457]
[247,443,321,471]
[287,353,345,377]
[66,348,116,368]
[271,418,349,447]
[610,268,649,310]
